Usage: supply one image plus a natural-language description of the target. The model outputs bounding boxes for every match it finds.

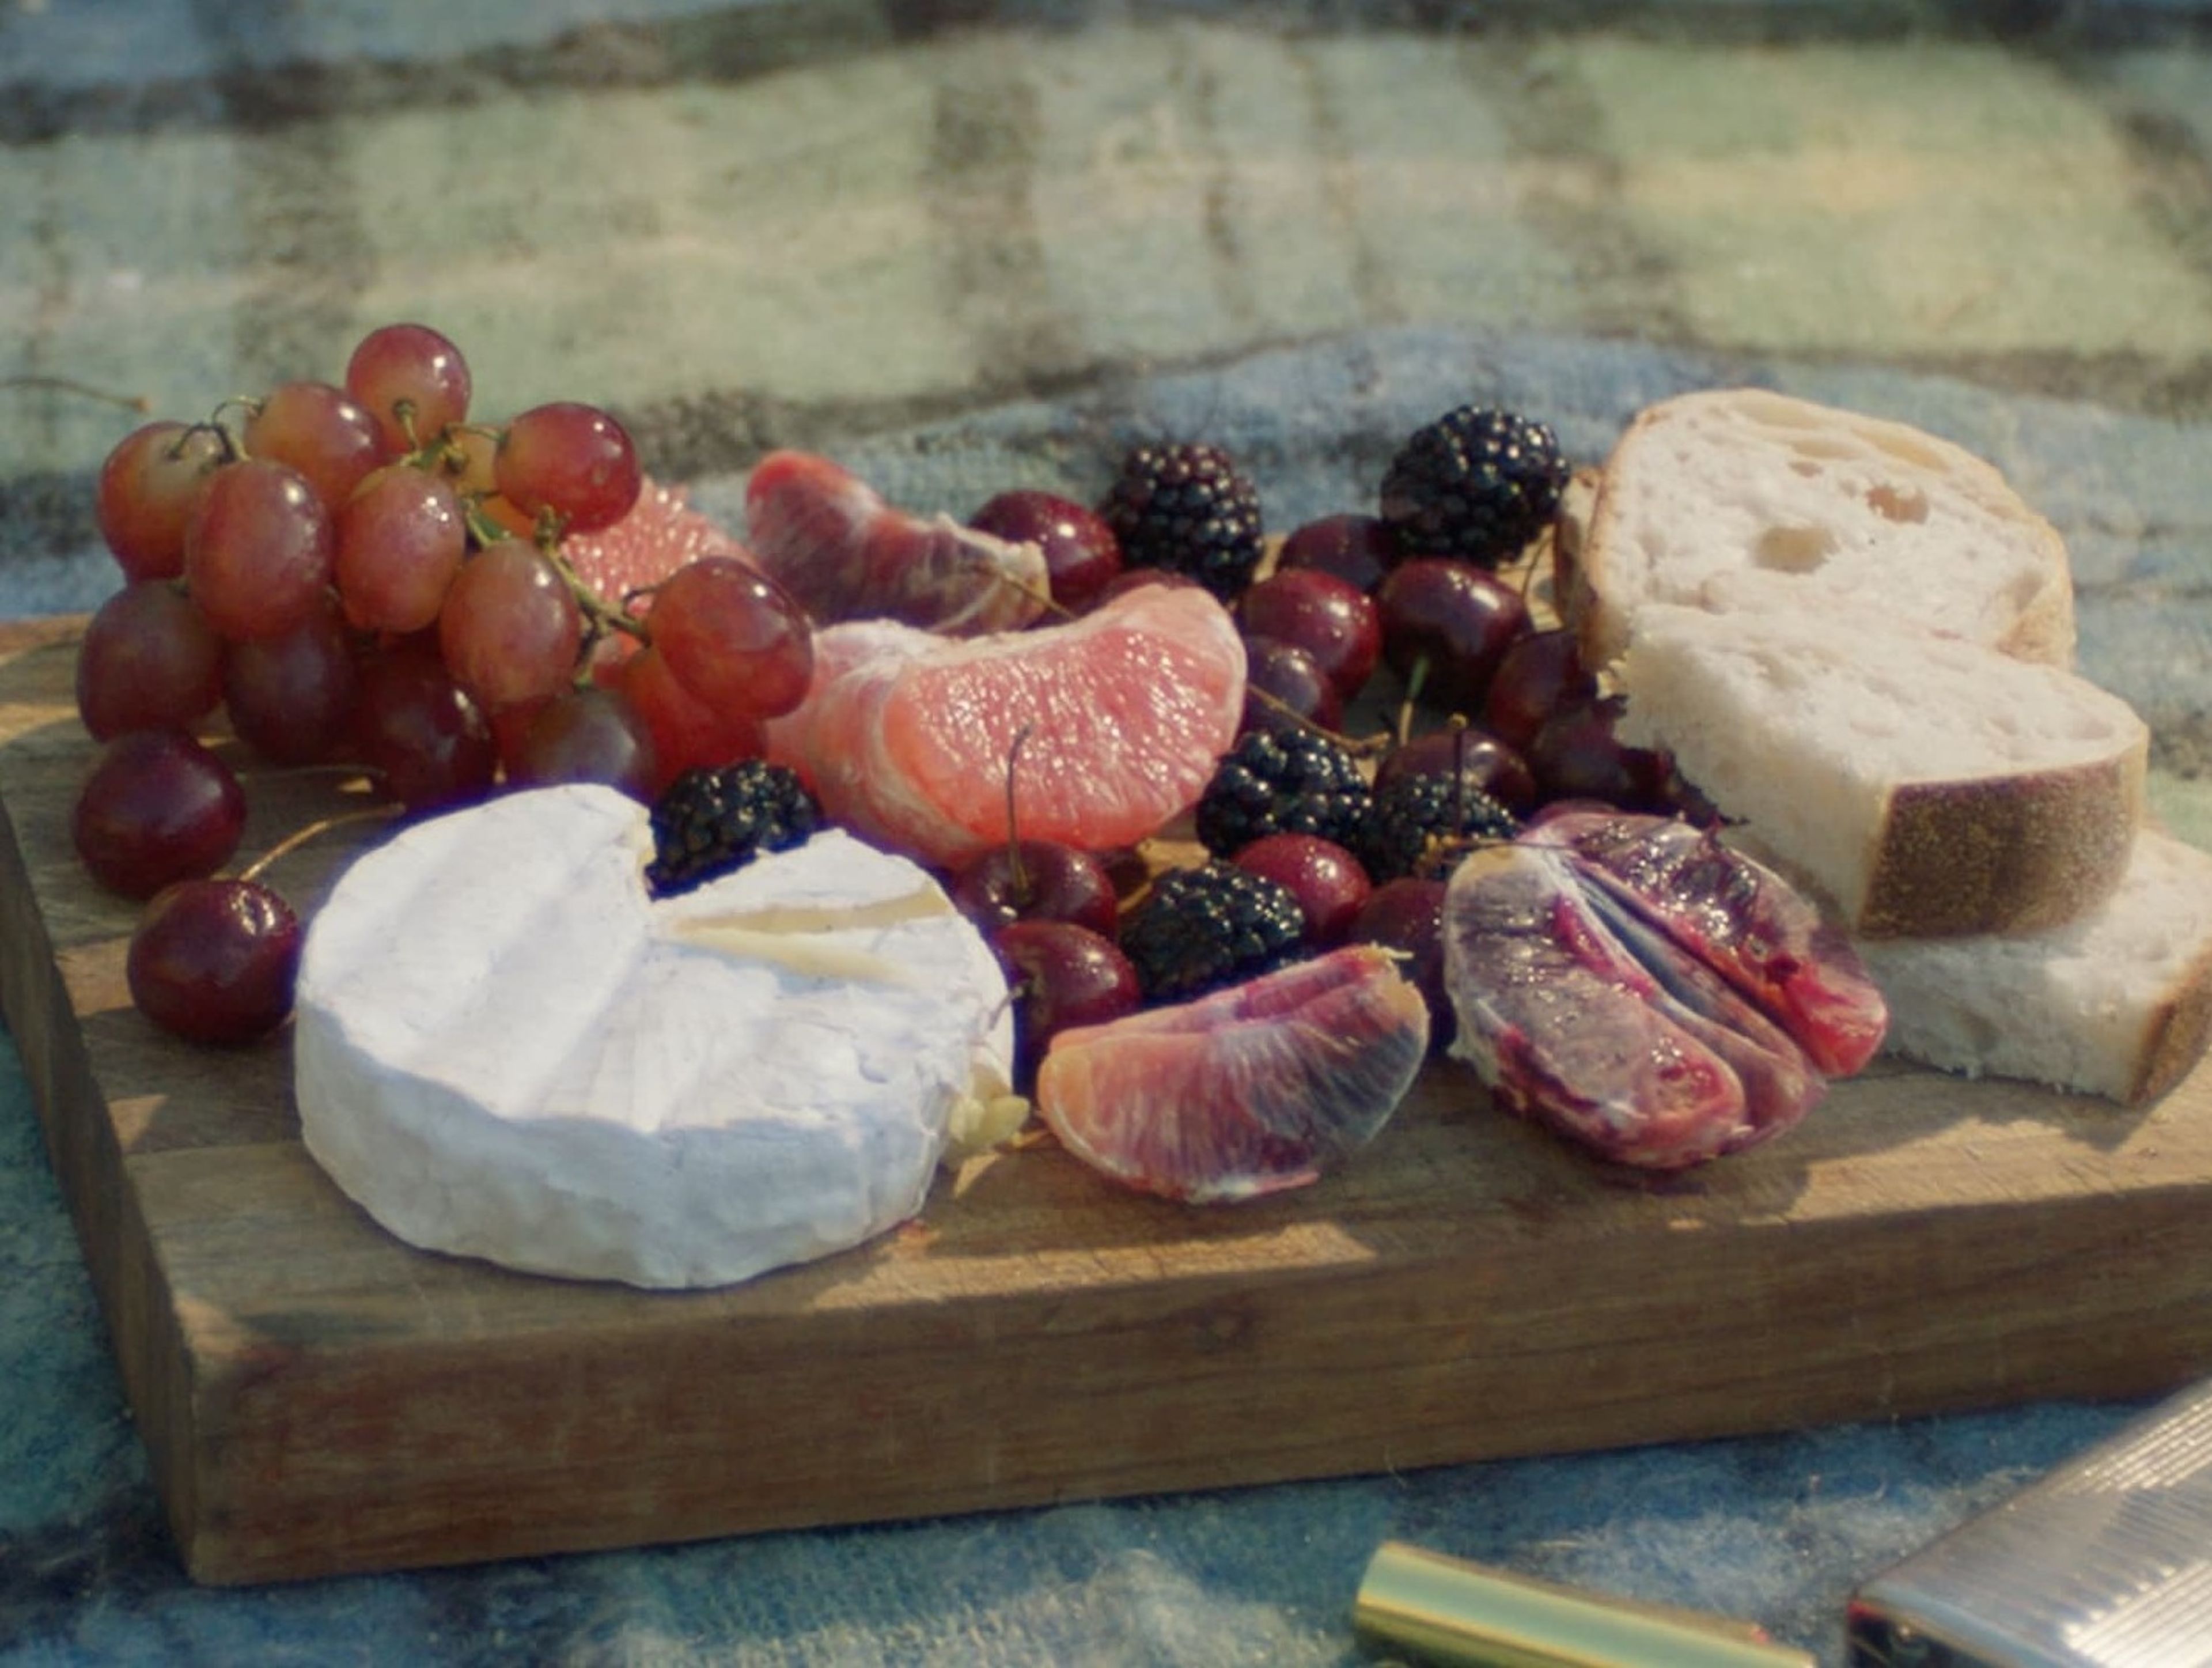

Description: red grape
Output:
[96,421,228,583]
[71,729,247,899]
[222,596,361,765]
[243,380,384,513]
[346,323,472,457]
[614,644,767,792]
[502,685,658,800]
[353,644,498,813]
[650,556,814,721]
[495,402,641,535]
[127,877,301,1045]
[334,464,466,633]
[74,581,225,740]
[183,459,336,642]
[437,539,585,711]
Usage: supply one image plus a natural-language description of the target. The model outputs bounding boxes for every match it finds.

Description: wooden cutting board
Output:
[6,616,2210,1588]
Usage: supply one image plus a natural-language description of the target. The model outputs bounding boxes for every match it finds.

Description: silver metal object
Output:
[1849,1380,2212,1666]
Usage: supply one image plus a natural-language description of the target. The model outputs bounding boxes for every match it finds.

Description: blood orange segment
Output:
[744,449,1048,635]
[1036,945,1430,1204]
[779,584,1246,869]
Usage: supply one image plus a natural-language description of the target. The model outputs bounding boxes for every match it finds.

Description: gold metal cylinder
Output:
[1353,1541,1820,1668]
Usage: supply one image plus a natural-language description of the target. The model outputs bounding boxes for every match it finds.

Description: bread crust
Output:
[2134,936,2212,1105]
[1859,747,2146,939]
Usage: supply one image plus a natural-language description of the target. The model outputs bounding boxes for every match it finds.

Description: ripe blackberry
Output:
[1378,406,1568,568]
[645,759,822,898]
[1194,727,1372,858]
[1098,441,1265,601]
[1120,863,1307,1004]
[1354,770,1518,883]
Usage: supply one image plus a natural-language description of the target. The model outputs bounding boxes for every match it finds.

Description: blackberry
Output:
[1378,406,1568,568]
[1098,441,1266,600]
[1354,770,1519,883]
[645,759,822,898]
[1120,863,1307,1004]
[1194,727,1372,858]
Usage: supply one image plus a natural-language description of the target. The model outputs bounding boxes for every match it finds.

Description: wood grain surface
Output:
[5,618,2210,1587]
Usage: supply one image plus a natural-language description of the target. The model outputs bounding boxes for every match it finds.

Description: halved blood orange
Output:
[1036,944,1430,1204]
[786,583,1246,869]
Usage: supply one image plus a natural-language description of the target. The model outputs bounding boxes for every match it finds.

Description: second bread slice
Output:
[1615,595,2146,939]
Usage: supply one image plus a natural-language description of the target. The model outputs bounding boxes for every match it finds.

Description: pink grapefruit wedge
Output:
[562,476,752,674]
[778,583,1245,869]
[1036,944,1430,1203]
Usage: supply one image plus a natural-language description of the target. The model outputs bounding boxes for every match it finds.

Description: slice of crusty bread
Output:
[1564,388,2075,671]
[1858,830,2212,1105]
[1613,583,2147,939]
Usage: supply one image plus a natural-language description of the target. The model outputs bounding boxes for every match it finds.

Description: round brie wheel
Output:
[294,784,1014,1289]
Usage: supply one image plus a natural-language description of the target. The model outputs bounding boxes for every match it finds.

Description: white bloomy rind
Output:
[294,785,1013,1290]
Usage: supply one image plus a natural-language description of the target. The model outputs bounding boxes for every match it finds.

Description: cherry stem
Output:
[1395,655,1431,749]
[236,804,400,886]
[0,375,152,413]
[1244,682,1391,758]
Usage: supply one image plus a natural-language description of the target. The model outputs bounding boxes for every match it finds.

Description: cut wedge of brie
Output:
[294,784,1014,1289]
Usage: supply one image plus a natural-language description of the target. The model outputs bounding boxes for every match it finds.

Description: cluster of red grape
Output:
[72,322,819,1044]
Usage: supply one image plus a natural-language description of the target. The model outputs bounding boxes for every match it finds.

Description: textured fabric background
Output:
[4,4,2211,1663]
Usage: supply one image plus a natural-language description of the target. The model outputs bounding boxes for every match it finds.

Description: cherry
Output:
[1346,876,1452,1050]
[127,877,301,1045]
[969,489,1124,614]
[1231,833,1372,947]
[71,729,247,899]
[952,839,1120,939]
[1241,637,1343,735]
[1374,725,1538,816]
[1526,695,1673,811]
[1483,627,1599,752]
[1374,557,1531,714]
[991,919,1141,1088]
[1235,568,1382,701]
[1092,566,1200,609]
[1275,513,1397,593]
